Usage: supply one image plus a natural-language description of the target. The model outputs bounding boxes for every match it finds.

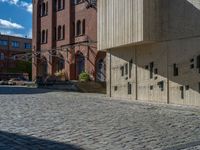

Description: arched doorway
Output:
[55,54,65,72]
[76,52,85,78]
[38,56,48,77]
[96,59,105,82]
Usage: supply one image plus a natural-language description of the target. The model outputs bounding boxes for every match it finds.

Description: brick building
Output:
[98,0,200,107]
[0,34,32,73]
[32,0,106,82]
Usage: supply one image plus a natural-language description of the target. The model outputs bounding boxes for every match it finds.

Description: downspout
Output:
[109,49,112,97]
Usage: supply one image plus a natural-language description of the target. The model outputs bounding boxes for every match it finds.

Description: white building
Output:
[98,0,200,107]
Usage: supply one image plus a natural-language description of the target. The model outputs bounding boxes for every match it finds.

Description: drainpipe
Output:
[135,47,138,100]
[109,49,112,97]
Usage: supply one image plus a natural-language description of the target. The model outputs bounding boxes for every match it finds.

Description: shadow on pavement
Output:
[0,86,55,95]
[0,130,84,150]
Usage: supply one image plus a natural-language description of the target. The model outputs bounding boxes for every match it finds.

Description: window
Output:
[180,86,184,99]
[185,85,189,90]
[12,41,20,48]
[150,62,154,79]
[0,40,8,46]
[46,29,48,43]
[154,68,158,74]
[40,2,48,16]
[114,86,118,91]
[125,63,128,75]
[62,25,65,39]
[82,19,85,35]
[0,53,4,60]
[197,55,200,73]
[56,25,65,41]
[76,20,81,36]
[41,3,46,16]
[128,82,132,95]
[46,2,48,14]
[41,30,45,43]
[58,26,62,40]
[199,82,200,93]
[58,0,62,10]
[129,59,133,78]
[158,81,164,91]
[120,66,124,76]
[41,30,48,44]
[56,0,64,11]
[173,63,179,76]
[150,85,154,90]
[24,43,32,49]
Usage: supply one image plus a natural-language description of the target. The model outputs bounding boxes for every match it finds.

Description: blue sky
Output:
[0,0,32,38]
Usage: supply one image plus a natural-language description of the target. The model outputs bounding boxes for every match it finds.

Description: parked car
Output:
[0,80,8,85]
[8,78,25,85]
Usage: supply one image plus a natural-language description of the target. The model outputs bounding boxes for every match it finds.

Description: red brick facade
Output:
[32,0,106,81]
[0,34,32,73]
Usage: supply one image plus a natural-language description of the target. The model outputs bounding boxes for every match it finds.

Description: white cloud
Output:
[0,19,24,29]
[0,29,24,37]
[0,0,32,13]
[27,29,32,38]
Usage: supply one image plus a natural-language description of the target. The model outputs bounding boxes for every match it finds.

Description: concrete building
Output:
[0,34,32,73]
[98,0,200,107]
[32,0,106,82]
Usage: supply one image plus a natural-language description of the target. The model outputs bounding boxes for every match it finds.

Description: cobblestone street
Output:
[0,86,200,150]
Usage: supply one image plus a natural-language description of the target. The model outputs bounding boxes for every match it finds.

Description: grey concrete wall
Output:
[107,37,200,106]
[98,0,200,50]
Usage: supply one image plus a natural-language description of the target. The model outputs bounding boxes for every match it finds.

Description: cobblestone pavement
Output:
[0,86,200,150]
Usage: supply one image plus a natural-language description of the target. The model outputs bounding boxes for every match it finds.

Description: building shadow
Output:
[0,130,84,150]
[0,86,55,95]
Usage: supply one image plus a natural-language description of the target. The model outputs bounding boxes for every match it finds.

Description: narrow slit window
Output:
[120,66,124,77]
[158,81,164,91]
[180,86,184,99]
[150,62,154,79]
[185,85,189,90]
[199,82,200,93]
[173,64,179,76]
[114,86,118,91]
[197,55,200,73]
[125,63,128,75]
[128,82,132,95]
[129,59,133,78]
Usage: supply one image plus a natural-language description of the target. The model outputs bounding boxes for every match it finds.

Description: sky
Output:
[0,0,32,38]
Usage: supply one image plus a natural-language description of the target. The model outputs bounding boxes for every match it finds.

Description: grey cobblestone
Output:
[0,86,200,149]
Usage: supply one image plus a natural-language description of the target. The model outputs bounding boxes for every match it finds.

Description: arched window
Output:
[46,2,48,15]
[58,26,62,40]
[42,2,46,16]
[76,20,81,36]
[46,29,48,43]
[41,30,45,43]
[73,22,75,36]
[82,19,85,35]
[62,25,65,39]
[58,0,61,10]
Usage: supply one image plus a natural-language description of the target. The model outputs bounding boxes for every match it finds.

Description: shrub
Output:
[54,70,66,81]
[79,72,90,82]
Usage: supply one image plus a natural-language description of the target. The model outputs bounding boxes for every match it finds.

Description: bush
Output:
[54,70,66,81]
[79,72,90,82]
